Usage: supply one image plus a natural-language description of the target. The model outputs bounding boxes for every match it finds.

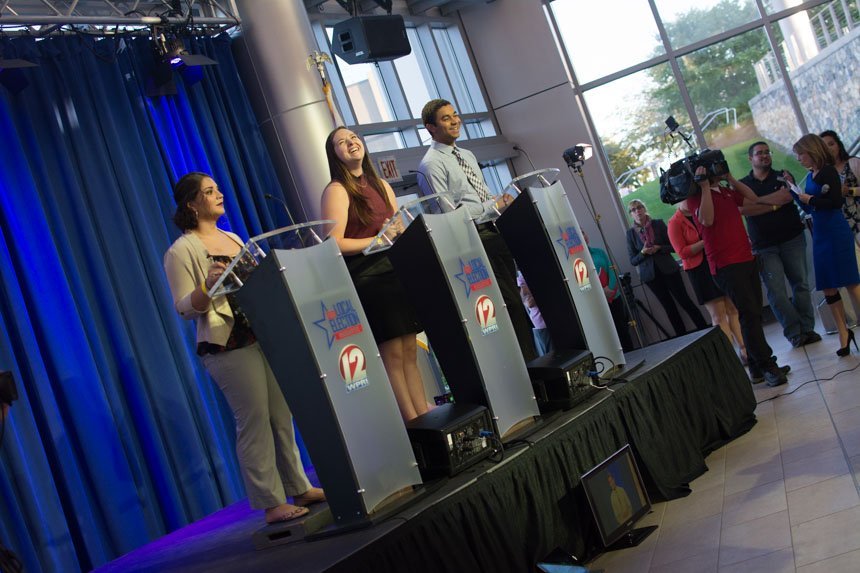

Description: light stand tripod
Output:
[562,145,645,348]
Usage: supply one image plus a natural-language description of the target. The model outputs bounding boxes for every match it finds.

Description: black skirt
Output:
[686,260,724,305]
[345,251,422,343]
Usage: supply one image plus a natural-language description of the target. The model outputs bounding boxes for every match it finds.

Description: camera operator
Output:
[739,142,819,348]
[687,163,793,387]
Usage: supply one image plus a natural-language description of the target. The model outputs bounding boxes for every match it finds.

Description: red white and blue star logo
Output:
[453,257,492,298]
[313,299,364,349]
[556,226,585,259]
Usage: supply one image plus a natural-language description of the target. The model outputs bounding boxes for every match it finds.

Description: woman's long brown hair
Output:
[324,127,392,226]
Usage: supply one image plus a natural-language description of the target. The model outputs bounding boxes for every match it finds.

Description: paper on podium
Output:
[362,193,459,255]
[208,220,335,297]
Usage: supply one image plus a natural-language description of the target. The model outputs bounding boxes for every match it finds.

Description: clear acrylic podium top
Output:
[504,168,561,194]
[208,220,334,297]
[472,168,560,224]
[362,193,459,255]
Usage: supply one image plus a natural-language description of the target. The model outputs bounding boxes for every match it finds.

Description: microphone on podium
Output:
[513,144,537,172]
[264,193,297,225]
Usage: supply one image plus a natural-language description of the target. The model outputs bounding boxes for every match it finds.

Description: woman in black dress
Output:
[321,127,429,421]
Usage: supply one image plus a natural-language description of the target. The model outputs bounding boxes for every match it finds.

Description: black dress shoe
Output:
[803,331,822,344]
[764,369,787,387]
[789,334,806,347]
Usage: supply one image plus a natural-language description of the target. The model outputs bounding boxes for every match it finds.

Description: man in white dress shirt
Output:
[418,99,537,362]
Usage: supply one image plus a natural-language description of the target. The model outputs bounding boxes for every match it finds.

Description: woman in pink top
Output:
[668,199,746,363]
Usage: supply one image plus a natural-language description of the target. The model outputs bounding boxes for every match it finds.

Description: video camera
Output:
[659,148,729,205]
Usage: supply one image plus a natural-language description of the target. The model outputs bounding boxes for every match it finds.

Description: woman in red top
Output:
[668,200,746,363]
[321,127,429,421]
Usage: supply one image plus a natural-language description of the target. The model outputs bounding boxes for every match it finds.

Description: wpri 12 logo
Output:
[475,295,499,336]
[338,344,369,393]
[453,257,492,298]
[573,258,592,292]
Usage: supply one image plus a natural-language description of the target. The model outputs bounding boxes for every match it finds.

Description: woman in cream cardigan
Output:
[163,172,324,524]
[668,199,746,362]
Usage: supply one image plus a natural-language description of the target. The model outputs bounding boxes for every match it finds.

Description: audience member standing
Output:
[739,141,820,348]
[668,200,746,363]
[516,272,553,356]
[786,134,860,357]
[820,130,860,268]
[586,233,634,351]
[626,199,707,337]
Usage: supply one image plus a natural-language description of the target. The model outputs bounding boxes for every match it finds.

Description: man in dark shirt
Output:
[740,142,820,348]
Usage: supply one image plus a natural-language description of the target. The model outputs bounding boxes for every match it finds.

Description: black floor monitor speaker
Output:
[406,403,494,479]
[331,15,411,64]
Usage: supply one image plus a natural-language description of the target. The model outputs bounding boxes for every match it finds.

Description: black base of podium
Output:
[253,484,439,548]
[252,503,333,550]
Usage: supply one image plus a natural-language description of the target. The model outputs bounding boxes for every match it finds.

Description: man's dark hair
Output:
[747,141,768,157]
[421,98,452,127]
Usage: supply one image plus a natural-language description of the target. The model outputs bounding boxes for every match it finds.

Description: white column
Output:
[233,0,337,221]
[773,0,820,67]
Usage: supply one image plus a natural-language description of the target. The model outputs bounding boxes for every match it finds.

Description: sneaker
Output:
[802,331,822,344]
[764,369,787,387]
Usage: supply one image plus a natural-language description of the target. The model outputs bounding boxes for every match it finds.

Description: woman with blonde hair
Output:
[786,134,860,356]
[626,198,708,337]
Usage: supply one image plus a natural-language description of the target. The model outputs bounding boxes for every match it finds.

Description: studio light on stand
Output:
[562,143,645,348]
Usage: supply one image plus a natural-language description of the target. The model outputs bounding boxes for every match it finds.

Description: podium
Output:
[213,222,422,533]
[375,196,540,438]
[495,169,625,367]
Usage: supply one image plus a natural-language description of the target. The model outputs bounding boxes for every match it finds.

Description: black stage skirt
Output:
[686,260,724,305]
[345,251,421,343]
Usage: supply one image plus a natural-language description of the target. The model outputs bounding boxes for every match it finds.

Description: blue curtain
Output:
[0,33,299,572]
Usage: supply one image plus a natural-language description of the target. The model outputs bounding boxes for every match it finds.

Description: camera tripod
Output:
[619,274,672,341]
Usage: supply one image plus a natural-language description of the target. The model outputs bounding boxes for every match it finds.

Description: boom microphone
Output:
[264,193,297,226]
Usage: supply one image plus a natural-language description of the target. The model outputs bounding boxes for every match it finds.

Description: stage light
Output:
[147,26,216,95]
[562,143,593,168]
[0,57,37,94]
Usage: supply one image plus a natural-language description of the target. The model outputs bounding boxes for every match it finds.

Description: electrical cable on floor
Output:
[755,346,860,405]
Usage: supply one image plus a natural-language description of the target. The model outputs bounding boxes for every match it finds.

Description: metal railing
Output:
[614,161,661,190]
[700,107,738,132]
[754,0,860,89]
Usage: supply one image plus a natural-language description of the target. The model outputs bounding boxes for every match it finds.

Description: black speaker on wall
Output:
[331,15,411,64]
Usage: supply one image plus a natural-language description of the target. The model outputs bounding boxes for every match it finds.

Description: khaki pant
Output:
[202,343,310,509]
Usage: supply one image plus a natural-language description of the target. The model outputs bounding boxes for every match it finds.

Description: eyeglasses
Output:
[753,150,772,157]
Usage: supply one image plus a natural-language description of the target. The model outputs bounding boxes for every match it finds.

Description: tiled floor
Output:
[591,319,860,573]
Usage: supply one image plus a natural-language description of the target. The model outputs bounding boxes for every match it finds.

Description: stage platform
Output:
[94,327,755,573]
